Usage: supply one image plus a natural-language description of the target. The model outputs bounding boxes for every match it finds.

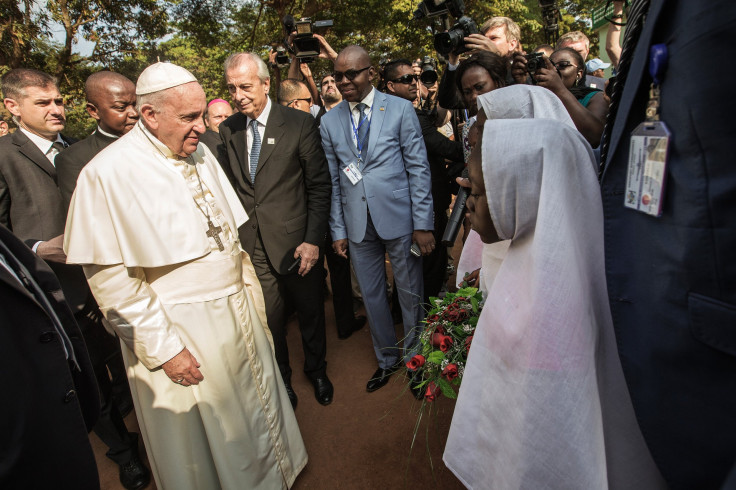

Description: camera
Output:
[525,52,545,72]
[274,46,290,66]
[282,15,334,63]
[413,0,466,20]
[419,56,438,85]
[433,16,478,56]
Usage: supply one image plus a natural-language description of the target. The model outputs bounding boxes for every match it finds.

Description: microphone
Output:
[287,256,302,273]
[441,168,469,247]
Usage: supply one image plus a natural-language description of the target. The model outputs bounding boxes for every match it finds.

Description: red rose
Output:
[406,354,426,371]
[442,363,459,380]
[427,314,440,323]
[431,333,453,352]
[465,335,474,353]
[425,381,439,402]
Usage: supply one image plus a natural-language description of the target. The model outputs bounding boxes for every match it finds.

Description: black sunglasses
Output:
[287,97,312,106]
[391,74,419,84]
[333,66,371,82]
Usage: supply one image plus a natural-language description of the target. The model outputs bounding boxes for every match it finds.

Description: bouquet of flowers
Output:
[406,287,483,402]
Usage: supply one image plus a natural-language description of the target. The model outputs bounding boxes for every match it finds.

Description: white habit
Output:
[64,121,307,489]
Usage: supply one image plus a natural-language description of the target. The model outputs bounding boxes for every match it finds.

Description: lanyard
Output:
[350,108,371,157]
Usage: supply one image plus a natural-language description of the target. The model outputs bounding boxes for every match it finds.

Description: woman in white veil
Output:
[443,116,665,489]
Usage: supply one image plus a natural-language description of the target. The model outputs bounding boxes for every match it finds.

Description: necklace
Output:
[141,128,225,251]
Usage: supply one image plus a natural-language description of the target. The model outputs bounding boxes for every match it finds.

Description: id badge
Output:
[342,161,363,185]
[624,121,671,217]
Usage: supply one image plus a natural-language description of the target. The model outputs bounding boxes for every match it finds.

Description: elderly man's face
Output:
[4,84,65,140]
[226,60,270,120]
[205,101,232,133]
[144,82,206,157]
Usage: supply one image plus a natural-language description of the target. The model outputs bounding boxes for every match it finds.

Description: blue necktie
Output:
[355,102,370,156]
[249,119,261,182]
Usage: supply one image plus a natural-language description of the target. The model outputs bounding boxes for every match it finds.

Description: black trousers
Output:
[251,235,327,382]
[324,234,356,337]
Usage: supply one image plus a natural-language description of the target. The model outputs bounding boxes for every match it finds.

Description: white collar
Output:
[348,87,376,112]
[20,127,64,154]
[246,97,272,127]
[96,126,120,139]
[137,120,186,160]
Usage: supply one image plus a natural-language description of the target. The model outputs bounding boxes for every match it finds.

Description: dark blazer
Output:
[600,2,736,488]
[0,129,88,310]
[56,129,117,212]
[218,102,331,274]
[0,224,99,489]
[199,128,222,157]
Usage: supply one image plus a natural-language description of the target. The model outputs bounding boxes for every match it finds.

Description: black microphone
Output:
[441,168,469,247]
[287,256,302,273]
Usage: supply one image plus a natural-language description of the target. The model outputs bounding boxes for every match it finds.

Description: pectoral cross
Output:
[206,219,224,251]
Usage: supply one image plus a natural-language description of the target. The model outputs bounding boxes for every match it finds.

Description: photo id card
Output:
[342,161,363,185]
[624,121,671,217]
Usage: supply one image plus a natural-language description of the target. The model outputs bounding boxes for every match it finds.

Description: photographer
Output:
[383,59,465,301]
[437,17,521,110]
[512,47,607,146]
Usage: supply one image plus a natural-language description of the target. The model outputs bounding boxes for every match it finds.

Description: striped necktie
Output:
[249,118,261,182]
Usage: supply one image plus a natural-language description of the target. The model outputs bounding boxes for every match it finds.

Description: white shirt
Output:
[20,127,66,165]
[246,97,271,155]
[347,87,375,149]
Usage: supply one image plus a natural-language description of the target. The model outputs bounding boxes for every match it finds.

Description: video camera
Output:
[282,15,334,63]
[413,0,478,57]
[413,0,466,20]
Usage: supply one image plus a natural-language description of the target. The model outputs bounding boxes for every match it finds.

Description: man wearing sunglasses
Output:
[277,79,313,113]
[383,59,463,309]
[320,45,435,394]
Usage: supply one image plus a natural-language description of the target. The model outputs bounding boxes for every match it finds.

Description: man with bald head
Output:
[64,62,307,489]
[320,45,434,393]
[218,52,333,410]
[57,71,138,209]
[198,98,232,154]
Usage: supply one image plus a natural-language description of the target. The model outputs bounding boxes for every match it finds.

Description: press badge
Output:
[624,121,670,217]
[624,43,671,218]
[342,161,363,185]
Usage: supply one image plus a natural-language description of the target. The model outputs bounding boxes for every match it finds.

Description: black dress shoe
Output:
[366,364,401,392]
[284,380,298,409]
[119,455,150,490]
[338,315,367,339]
[311,375,334,405]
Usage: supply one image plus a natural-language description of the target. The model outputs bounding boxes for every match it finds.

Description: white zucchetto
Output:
[136,62,197,95]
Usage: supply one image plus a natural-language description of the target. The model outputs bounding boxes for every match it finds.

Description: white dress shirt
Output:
[246,97,272,154]
[20,127,66,165]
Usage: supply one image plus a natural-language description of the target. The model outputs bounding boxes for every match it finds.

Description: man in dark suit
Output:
[199,98,233,155]
[57,71,139,210]
[1,68,150,490]
[218,52,333,408]
[600,1,736,488]
[0,223,100,489]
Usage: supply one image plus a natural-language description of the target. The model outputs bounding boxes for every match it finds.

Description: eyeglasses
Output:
[391,74,419,84]
[552,61,575,69]
[287,97,312,106]
[333,66,371,82]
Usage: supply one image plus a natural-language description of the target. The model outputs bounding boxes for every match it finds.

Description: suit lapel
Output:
[12,130,57,181]
[605,0,665,174]
[227,112,251,185]
[364,91,387,165]
[256,103,285,177]
[339,102,359,160]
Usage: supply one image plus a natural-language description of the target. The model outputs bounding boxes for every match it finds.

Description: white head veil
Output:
[444,119,664,489]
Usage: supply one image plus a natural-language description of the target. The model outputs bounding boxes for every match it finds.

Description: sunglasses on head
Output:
[391,74,419,84]
[333,66,371,82]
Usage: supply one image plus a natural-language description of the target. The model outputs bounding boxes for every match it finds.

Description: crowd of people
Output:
[1,0,735,488]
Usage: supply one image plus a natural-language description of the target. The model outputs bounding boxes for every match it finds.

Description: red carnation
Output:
[425,381,439,402]
[406,354,426,371]
[442,363,459,380]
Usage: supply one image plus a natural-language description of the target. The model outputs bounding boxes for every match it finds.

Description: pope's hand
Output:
[162,348,204,386]
[294,242,319,277]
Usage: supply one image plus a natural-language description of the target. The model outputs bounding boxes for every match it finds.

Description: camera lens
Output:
[434,29,462,56]
[420,69,438,85]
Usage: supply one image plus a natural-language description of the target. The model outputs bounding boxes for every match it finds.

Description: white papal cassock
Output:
[64,121,307,489]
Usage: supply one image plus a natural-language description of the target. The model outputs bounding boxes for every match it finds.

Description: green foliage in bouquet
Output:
[406,287,483,402]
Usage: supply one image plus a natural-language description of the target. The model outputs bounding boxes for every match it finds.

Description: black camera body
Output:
[413,0,466,20]
[283,16,334,63]
[419,56,438,85]
[525,52,545,73]
[275,46,290,66]
[434,16,478,56]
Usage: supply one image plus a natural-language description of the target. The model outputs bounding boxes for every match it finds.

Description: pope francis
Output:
[64,62,307,489]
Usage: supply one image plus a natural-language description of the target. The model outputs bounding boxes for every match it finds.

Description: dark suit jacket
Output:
[600,2,736,488]
[0,224,99,489]
[0,129,88,310]
[56,129,117,212]
[199,128,222,157]
[217,102,331,274]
